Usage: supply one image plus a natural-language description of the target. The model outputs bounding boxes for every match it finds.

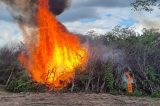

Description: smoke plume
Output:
[89,41,126,65]
[0,0,70,25]
[80,35,126,66]
[0,0,70,47]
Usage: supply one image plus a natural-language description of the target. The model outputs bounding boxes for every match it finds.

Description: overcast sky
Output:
[0,0,160,47]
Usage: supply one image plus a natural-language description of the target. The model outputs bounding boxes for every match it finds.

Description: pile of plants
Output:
[0,28,160,98]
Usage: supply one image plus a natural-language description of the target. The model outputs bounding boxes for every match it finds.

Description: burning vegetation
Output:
[0,0,160,98]
[18,0,88,89]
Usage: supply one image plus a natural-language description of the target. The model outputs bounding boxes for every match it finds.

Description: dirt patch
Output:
[0,91,160,106]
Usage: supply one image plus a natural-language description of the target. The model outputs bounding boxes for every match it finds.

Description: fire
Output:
[19,0,88,89]
[125,72,133,93]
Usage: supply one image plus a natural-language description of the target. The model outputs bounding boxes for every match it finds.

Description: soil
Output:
[0,90,160,106]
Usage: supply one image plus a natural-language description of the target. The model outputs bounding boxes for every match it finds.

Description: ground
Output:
[0,89,160,106]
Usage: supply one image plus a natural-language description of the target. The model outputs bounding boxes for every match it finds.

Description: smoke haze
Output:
[0,0,70,25]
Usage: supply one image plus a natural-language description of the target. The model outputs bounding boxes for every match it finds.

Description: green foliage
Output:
[145,67,156,81]
[6,71,33,92]
[104,63,114,91]
[6,71,47,92]
[140,29,159,45]
[142,66,160,93]
[125,35,139,45]
[97,27,160,96]
[130,90,143,97]
[151,90,160,98]
[79,74,89,84]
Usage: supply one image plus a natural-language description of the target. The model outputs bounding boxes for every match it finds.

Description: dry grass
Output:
[0,89,160,106]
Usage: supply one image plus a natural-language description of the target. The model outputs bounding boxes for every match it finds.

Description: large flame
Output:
[19,0,88,89]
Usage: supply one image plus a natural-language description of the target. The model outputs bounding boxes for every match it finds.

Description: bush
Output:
[151,91,160,98]
[131,90,143,97]
[104,63,114,91]
[6,71,32,92]
[6,71,47,92]
[142,66,160,93]
[79,74,89,85]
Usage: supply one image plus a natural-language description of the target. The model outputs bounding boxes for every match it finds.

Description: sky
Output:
[0,0,160,47]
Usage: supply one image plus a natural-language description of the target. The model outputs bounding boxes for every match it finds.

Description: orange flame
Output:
[19,0,88,89]
[125,72,133,93]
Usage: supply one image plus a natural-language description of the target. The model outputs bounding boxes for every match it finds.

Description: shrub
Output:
[6,71,47,92]
[151,91,160,98]
[79,74,89,85]
[142,66,160,93]
[104,63,114,91]
[6,71,32,92]
[0,45,20,85]
[131,90,143,97]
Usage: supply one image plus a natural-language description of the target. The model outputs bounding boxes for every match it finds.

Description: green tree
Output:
[132,0,160,11]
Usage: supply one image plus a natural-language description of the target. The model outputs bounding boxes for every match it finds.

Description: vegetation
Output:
[0,44,48,92]
[71,27,160,97]
[0,27,160,98]
[132,0,160,11]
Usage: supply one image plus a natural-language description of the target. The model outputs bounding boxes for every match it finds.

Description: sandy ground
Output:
[0,90,160,106]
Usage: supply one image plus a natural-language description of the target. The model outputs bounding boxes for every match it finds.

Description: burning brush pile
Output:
[18,0,88,89]
[1,0,88,90]
[0,0,136,93]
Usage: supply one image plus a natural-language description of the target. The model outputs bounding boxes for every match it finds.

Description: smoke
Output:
[139,19,160,29]
[49,0,70,15]
[80,36,126,65]
[1,0,126,65]
[90,42,126,65]
[133,7,160,32]
[134,14,160,31]
[0,0,71,48]
[0,0,70,25]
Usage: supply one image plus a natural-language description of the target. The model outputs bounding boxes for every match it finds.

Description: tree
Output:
[132,0,160,11]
